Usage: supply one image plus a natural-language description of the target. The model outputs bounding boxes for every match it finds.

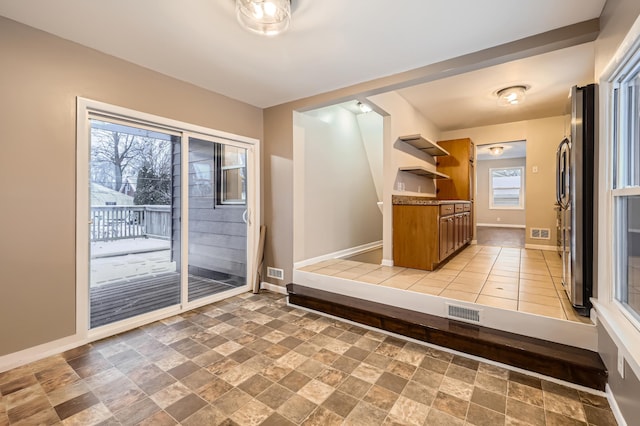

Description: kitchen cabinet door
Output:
[436,138,475,201]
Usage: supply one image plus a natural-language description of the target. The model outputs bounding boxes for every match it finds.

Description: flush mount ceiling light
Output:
[357,102,373,113]
[496,85,528,106]
[489,146,504,156]
[236,0,291,36]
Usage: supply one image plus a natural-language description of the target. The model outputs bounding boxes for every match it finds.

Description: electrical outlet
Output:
[617,351,625,378]
[497,217,501,222]
[532,166,539,173]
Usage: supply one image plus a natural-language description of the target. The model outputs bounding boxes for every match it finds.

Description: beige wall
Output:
[523,116,566,247]
[0,17,262,356]
[476,157,527,226]
[357,113,385,202]
[442,116,567,247]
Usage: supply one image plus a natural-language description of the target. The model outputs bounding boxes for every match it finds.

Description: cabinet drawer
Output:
[463,204,471,212]
[439,204,455,216]
[454,204,465,213]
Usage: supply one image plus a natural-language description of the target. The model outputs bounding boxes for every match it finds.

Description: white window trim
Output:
[594,12,640,381]
[488,166,525,210]
[76,97,261,344]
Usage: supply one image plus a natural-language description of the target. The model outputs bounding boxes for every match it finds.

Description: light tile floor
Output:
[299,245,592,324]
[0,292,615,425]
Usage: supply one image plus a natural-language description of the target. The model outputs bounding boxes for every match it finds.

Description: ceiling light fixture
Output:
[496,85,527,106]
[489,146,504,156]
[357,102,372,113]
[236,0,291,36]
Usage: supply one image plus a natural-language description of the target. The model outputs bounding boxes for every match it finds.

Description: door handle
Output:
[556,138,570,209]
[556,142,562,205]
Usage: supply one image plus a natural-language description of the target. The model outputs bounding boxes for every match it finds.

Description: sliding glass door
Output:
[82,105,256,330]
[88,119,182,328]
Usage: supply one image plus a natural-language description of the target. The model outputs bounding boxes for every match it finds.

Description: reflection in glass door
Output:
[187,137,248,301]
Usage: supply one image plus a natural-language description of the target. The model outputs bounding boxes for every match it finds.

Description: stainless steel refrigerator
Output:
[556,84,596,316]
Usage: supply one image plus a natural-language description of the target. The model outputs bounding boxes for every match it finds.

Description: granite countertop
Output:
[392,195,471,205]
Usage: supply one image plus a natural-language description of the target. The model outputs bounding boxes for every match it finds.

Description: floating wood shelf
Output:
[399,166,450,180]
[399,134,450,157]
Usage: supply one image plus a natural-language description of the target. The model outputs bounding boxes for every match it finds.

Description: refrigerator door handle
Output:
[557,138,570,209]
[562,141,571,209]
[556,142,562,205]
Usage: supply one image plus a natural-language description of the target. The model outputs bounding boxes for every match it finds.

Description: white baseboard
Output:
[0,286,252,374]
[477,223,526,228]
[524,243,556,251]
[260,281,288,295]
[294,240,382,269]
[381,259,394,267]
[606,384,628,426]
[0,334,84,374]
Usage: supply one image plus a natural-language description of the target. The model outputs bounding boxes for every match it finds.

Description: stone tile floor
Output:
[0,291,616,425]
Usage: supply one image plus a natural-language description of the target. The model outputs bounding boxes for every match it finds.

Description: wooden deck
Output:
[90,272,243,328]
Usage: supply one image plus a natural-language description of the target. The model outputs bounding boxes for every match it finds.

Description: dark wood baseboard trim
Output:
[286,283,607,390]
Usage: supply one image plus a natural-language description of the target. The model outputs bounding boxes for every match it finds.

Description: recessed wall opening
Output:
[476,140,527,248]
[293,101,384,266]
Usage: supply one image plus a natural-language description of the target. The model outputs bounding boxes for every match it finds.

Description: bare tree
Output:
[134,138,173,204]
[90,129,143,191]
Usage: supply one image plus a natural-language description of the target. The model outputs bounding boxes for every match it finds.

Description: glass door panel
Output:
[89,119,181,328]
[187,137,248,301]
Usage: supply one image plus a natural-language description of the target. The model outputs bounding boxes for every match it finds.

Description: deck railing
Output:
[90,205,171,242]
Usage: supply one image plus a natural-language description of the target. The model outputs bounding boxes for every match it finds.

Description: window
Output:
[612,53,640,325]
[220,145,246,204]
[489,167,524,209]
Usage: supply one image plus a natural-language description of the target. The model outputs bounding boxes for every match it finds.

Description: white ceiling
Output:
[477,141,527,161]
[0,0,606,112]
[396,43,595,131]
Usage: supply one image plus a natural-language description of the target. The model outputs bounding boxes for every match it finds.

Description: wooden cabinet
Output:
[436,138,475,201]
[436,138,475,242]
[439,214,455,261]
[393,205,440,270]
[393,202,472,271]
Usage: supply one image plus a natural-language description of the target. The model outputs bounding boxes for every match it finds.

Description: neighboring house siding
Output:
[172,140,247,280]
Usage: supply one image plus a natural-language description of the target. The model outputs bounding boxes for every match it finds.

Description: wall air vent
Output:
[267,267,284,280]
[446,304,482,324]
[530,228,551,240]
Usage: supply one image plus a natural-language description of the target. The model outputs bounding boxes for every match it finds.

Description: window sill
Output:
[592,299,640,381]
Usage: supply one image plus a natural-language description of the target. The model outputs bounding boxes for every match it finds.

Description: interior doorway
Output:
[475,140,526,248]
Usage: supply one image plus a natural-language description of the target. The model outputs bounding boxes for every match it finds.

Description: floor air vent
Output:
[447,304,482,324]
[530,228,551,239]
[266,267,284,280]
